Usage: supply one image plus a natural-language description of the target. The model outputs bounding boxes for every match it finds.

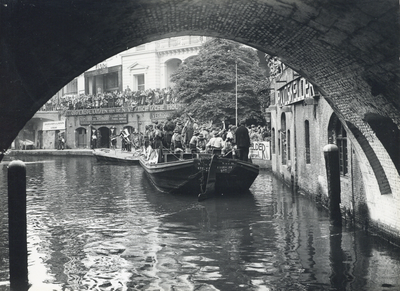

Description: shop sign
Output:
[250,141,271,160]
[66,107,133,116]
[151,112,171,120]
[136,103,182,112]
[278,77,317,106]
[42,120,65,131]
[66,103,183,116]
[79,114,128,125]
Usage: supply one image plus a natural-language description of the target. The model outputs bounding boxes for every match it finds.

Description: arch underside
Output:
[1,0,399,156]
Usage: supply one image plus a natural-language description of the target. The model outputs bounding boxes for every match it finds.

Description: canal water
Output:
[1,156,400,291]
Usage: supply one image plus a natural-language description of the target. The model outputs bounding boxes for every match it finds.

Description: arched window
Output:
[305,120,310,164]
[336,122,348,175]
[281,113,287,165]
[165,58,182,88]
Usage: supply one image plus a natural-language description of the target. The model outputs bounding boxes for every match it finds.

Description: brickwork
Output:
[1,0,399,239]
[269,64,400,243]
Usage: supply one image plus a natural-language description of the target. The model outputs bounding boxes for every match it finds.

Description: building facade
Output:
[267,64,400,243]
[17,36,208,150]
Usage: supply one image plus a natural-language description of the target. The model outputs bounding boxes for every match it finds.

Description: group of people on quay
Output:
[40,88,176,111]
[112,114,271,163]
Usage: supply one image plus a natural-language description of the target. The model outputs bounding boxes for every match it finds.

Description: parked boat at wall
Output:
[139,150,259,201]
[93,148,140,164]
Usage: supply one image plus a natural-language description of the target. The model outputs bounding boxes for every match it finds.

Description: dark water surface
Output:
[1,156,400,291]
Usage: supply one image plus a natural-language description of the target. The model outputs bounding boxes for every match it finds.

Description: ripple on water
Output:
[1,159,400,291]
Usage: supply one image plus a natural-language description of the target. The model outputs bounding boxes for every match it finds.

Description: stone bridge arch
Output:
[1,0,398,160]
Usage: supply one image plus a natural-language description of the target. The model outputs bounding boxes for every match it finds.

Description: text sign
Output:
[151,112,171,120]
[42,120,65,131]
[250,141,271,160]
[79,114,128,125]
[66,103,183,116]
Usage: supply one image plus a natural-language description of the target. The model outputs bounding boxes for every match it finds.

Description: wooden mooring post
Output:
[8,160,29,291]
[323,144,342,227]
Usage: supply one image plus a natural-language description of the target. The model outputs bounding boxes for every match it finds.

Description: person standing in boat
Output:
[189,131,200,153]
[142,139,153,160]
[235,120,251,161]
[154,123,164,163]
[197,133,207,152]
[163,116,175,148]
[222,136,234,157]
[171,128,183,153]
[206,131,224,151]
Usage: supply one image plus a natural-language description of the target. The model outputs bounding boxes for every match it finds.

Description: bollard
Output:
[329,225,346,288]
[323,144,342,226]
[8,160,29,291]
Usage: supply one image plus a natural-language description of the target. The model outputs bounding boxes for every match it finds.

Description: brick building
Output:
[268,64,400,242]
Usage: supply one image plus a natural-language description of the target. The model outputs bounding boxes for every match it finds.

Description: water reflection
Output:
[0,156,399,290]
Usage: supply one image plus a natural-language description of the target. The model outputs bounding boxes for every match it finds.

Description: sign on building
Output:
[42,120,66,131]
[250,141,271,160]
[79,114,128,125]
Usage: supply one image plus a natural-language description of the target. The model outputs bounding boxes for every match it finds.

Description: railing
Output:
[39,88,178,112]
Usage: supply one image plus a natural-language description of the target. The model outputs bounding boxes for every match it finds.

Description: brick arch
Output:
[346,121,391,195]
[1,0,399,158]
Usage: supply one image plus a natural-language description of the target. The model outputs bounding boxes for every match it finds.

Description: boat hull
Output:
[140,157,204,194]
[93,149,140,164]
[139,154,259,196]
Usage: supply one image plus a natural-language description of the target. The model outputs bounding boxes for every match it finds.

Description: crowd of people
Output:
[40,87,177,112]
[113,115,271,163]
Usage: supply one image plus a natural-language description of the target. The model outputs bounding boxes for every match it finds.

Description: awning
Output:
[20,139,34,146]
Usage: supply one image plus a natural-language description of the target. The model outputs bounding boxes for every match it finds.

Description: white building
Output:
[23,36,209,150]
[56,36,208,98]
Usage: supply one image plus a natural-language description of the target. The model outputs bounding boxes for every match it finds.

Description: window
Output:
[281,113,287,165]
[134,74,145,91]
[272,128,275,154]
[336,123,348,175]
[328,114,348,175]
[305,120,311,164]
[63,78,77,95]
[104,72,119,92]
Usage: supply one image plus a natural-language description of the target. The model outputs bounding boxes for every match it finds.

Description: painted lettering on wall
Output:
[79,114,128,125]
[277,77,317,106]
[66,103,182,116]
[250,141,271,160]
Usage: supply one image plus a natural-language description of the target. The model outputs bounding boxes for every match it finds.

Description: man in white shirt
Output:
[206,132,224,150]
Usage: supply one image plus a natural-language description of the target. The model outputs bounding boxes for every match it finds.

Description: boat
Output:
[139,150,259,201]
[93,148,140,164]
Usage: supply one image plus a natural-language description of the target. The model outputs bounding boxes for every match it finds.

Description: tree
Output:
[170,38,270,126]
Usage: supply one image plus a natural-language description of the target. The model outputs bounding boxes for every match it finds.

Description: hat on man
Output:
[198,134,204,139]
